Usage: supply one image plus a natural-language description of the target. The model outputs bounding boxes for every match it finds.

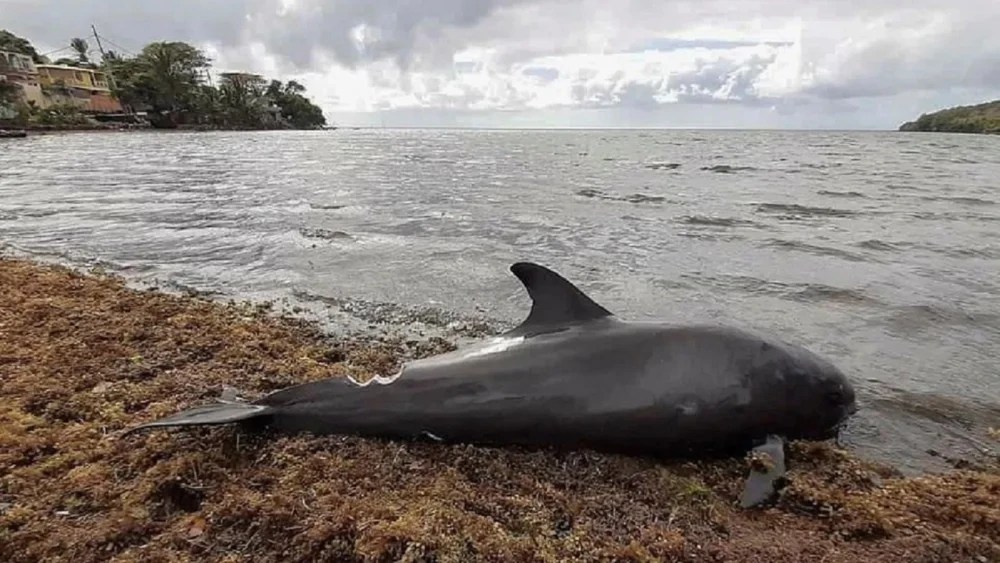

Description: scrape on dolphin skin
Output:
[126,262,858,508]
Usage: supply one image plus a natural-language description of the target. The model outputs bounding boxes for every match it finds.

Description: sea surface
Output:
[1,129,998,474]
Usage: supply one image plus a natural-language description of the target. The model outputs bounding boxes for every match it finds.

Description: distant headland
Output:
[899,100,1000,135]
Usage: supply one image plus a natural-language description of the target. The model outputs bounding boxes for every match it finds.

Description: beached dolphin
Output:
[126,262,857,507]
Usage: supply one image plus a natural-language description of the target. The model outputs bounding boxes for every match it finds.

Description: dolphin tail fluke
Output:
[123,402,274,435]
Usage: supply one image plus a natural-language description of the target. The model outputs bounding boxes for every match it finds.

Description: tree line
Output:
[899,100,1000,135]
[1,29,327,130]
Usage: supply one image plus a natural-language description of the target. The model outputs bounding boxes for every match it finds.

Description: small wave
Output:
[817,190,868,198]
[918,196,995,206]
[910,211,1000,222]
[645,162,681,170]
[870,390,1000,430]
[575,188,665,204]
[676,232,745,242]
[623,194,666,204]
[310,203,347,210]
[700,164,756,173]
[855,239,904,252]
[901,242,1000,260]
[299,228,354,241]
[754,203,858,218]
[763,239,870,262]
[684,273,878,306]
[931,246,1000,259]
[798,162,842,169]
[882,304,1000,334]
[884,183,928,192]
[679,215,755,227]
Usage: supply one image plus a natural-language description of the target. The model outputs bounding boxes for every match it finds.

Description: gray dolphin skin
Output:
[127,262,858,507]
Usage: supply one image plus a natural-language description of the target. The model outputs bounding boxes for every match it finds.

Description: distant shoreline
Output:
[10,124,334,135]
[899,99,1000,135]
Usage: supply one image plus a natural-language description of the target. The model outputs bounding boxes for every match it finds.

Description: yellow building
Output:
[0,50,46,107]
[36,64,122,113]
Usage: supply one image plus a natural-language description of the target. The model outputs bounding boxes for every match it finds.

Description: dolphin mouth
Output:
[825,402,858,438]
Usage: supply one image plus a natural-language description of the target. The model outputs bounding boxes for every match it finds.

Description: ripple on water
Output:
[644,162,682,170]
[763,239,872,263]
[917,196,996,206]
[678,215,758,227]
[880,304,1000,336]
[575,188,666,204]
[817,190,868,198]
[700,164,757,173]
[910,211,1000,223]
[868,389,1000,431]
[682,273,880,306]
[298,228,355,242]
[754,202,859,219]
[854,239,904,252]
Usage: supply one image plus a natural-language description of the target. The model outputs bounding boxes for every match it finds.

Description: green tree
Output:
[106,41,210,127]
[263,78,326,129]
[0,29,45,63]
[70,37,89,64]
[101,50,121,64]
[218,72,270,127]
[141,42,209,115]
[900,100,1000,134]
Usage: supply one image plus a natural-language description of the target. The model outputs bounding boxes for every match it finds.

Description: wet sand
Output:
[1,256,997,562]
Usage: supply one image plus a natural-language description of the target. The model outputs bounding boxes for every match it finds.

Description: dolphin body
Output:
[127,262,857,506]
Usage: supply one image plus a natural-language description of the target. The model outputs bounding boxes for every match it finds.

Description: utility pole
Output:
[91,23,127,115]
[91,24,108,60]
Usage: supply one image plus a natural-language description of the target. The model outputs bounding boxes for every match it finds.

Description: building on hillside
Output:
[36,64,123,113]
[0,50,46,107]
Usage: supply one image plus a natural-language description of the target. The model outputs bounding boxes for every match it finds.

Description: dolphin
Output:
[126,262,858,507]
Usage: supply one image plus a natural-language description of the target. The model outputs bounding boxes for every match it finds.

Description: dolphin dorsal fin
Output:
[506,262,613,336]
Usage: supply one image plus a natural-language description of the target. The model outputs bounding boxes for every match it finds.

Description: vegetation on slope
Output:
[1,29,327,130]
[899,100,1000,134]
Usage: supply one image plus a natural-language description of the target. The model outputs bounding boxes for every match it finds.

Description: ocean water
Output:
[1,128,998,474]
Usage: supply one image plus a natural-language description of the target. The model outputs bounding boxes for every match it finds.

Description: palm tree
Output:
[70,38,89,64]
[284,80,306,95]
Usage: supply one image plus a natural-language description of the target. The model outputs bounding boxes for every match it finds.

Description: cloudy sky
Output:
[3,0,998,128]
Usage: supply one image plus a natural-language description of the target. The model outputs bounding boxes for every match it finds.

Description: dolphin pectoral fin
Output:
[505,262,613,336]
[122,403,274,435]
[739,434,787,508]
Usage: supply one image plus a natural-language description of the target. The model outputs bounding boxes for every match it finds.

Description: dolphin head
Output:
[748,338,858,441]
[778,346,857,440]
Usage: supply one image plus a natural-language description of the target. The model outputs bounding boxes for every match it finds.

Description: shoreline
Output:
[3,124,333,136]
[1,255,997,561]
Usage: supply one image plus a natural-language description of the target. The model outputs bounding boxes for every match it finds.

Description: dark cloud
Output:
[251,0,532,71]
[2,0,529,70]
